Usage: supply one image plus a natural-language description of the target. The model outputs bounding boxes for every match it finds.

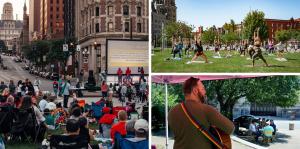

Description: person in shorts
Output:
[252,28,268,67]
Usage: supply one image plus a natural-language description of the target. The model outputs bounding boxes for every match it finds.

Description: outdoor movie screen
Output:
[106,39,149,75]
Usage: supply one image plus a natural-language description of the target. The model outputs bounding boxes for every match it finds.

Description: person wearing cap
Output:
[110,110,127,141]
[125,119,149,143]
[168,77,234,149]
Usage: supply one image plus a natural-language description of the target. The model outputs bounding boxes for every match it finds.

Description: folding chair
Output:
[119,138,148,149]
[10,108,38,143]
[49,134,88,149]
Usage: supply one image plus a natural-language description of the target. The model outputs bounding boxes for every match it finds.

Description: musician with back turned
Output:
[168,77,234,149]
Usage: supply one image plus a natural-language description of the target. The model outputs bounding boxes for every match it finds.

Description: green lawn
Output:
[152,48,300,73]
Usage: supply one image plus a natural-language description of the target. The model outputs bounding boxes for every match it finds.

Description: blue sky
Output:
[177,0,300,30]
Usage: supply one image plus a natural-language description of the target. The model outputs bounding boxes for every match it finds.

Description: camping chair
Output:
[120,138,149,149]
[113,132,126,149]
[10,108,38,143]
[49,134,88,149]
[91,102,104,120]
[0,106,14,134]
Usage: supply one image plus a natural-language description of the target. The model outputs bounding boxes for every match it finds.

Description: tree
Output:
[275,30,291,43]
[164,21,194,41]
[201,29,217,45]
[230,19,236,33]
[221,32,240,45]
[47,39,66,63]
[243,10,268,41]
[203,76,300,119]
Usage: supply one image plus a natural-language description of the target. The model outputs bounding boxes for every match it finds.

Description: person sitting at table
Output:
[262,121,274,141]
[249,120,260,142]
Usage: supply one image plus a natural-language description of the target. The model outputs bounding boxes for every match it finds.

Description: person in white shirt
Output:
[34,76,42,88]
[45,98,56,111]
[62,80,71,108]
[249,120,260,142]
[39,95,48,112]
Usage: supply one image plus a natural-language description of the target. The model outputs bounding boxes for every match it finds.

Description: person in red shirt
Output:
[117,68,123,85]
[125,67,131,80]
[101,81,108,99]
[139,67,145,83]
[110,110,127,142]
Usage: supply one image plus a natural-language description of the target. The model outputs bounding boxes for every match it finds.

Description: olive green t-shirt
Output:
[168,100,234,149]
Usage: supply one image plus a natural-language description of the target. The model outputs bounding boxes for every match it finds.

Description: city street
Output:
[0,54,52,91]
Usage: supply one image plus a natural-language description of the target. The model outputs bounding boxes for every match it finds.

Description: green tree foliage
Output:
[221,32,240,44]
[275,29,300,42]
[243,10,268,41]
[47,39,65,63]
[201,29,217,45]
[164,21,194,41]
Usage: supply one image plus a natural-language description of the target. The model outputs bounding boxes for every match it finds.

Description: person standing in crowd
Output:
[79,69,84,82]
[270,119,277,136]
[125,67,131,80]
[0,81,7,94]
[139,79,147,103]
[27,82,35,96]
[249,120,260,142]
[117,68,123,85]
[139,67,145,83]
[108,83,114,102]
[168,77,234,149]
[34,76,41,90]
[16,80,23,97]
[53,79,59,96]
[61,79,71,108]
[8,80,16,94]
[101,81,108,99]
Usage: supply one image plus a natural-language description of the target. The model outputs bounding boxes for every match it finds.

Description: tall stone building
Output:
[0,2,23,52]
[151,0,177,46]
[40,0,64,40]
[21,2,29,47]
[29,0,41,41]
[75,0,149,78]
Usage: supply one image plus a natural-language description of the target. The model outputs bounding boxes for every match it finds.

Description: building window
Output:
[137,6,142,16]
[95,7,100,16]
[137,23,142,33]
[57,7,59,11]
[123,5,129,16]
[50,7,53,11]
[56,15,59,19]
[125,22,129,32]
[108,6,113,15]
[108,22,113,32]
[50,0,53,4]
[57,0,59,4]
[95,23,100,33]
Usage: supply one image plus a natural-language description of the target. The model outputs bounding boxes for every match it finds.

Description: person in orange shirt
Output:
[110,110,127,142]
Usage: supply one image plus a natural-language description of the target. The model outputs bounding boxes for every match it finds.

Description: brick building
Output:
[265,18,300,42]
[40,0,64,40]
[29,0,41,41]
[75,0,149,79]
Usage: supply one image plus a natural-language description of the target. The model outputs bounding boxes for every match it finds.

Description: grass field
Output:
[152,48,300,73]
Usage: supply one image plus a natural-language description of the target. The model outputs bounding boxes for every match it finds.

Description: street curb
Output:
[231,136,268,149]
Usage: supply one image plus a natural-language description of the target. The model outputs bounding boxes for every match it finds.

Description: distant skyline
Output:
[177,0,300,30]
[0,0,29,20]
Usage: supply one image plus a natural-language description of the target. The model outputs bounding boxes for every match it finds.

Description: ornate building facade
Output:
[75,0,149,78]
[0,2,23,52]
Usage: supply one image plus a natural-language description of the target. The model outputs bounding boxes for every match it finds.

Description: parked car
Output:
[233,115,259,129]
[50,73,59,80]
[23,65,30,70]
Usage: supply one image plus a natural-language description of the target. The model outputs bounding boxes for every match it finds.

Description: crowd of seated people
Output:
[0,78,149,149]
[248,118,277,143]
